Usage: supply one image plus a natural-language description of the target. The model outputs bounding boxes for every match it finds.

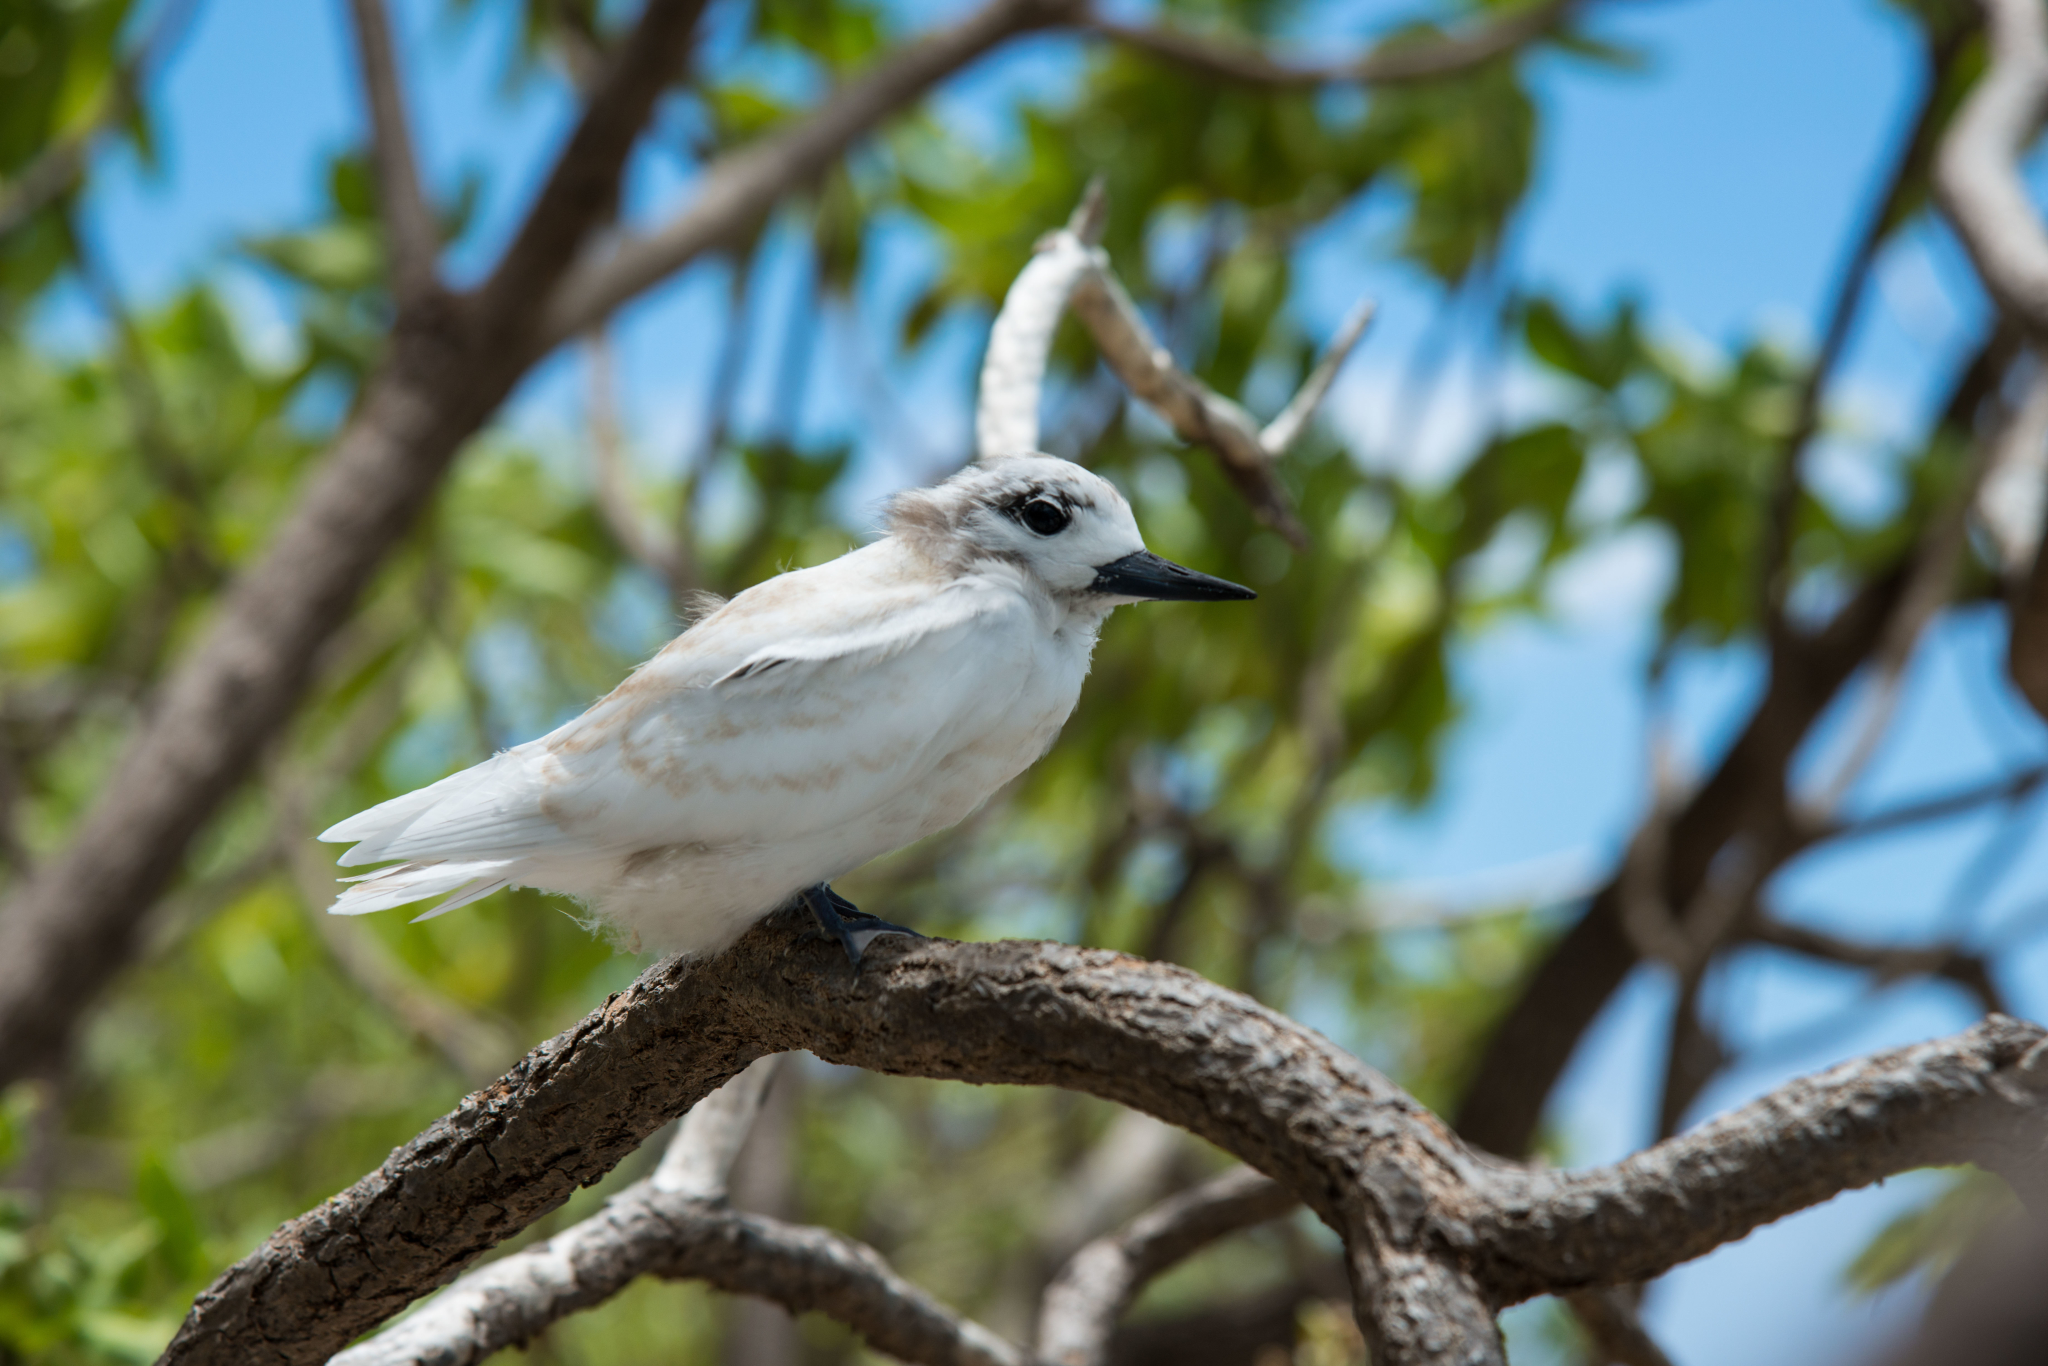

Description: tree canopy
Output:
[2,0,2045,1363]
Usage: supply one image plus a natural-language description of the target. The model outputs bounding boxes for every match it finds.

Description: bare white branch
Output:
[325,1054,1028,1366]
[1977,353,2048,575]
[326,1181,1027,1366]
[1036,1165,1296,1366]
[1937,0,2048,335]
[1259,295,1378,456]
[652,1053,781,1198]
[1032,1109,1183,1266]
[976,232,1104,461]
[973,195,1373,544]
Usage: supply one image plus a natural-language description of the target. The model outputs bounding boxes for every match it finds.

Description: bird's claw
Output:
[801,884,925,967]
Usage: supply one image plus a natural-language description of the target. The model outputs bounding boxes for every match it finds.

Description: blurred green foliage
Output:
[1844,1169,2018,1298]
[0,0,2006,1362]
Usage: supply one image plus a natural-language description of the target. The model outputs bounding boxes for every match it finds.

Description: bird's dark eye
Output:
[1019,497,1070,536]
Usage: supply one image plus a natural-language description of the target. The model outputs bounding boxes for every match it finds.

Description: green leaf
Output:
[132,1155,202,1281]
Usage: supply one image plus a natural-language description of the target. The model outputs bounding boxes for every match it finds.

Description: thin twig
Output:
[345,0,442,302]
[541,0,1084,343]
[975,190,1373,544]
[1260,295,1378,456]
[1763,24,1970,629]
[1810,762,2048,846]
[1975,352,2048,574]
[1081,0,1584,88]
[1748,916,2007,1015]
[585,327,687,593]
[1803,386,2010,815]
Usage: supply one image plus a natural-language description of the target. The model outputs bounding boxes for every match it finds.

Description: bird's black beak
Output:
[1089,550,1256,602]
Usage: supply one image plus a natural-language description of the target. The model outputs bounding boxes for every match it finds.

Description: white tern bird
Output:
[319,454,1253,964]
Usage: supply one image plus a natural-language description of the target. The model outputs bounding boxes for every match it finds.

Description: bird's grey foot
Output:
[801,884,924,966]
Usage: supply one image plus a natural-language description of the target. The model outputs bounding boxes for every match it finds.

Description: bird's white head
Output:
[886,454,1255,607]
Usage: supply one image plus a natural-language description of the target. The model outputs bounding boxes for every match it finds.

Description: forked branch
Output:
[976,188,1375,545]
[163,911,2048,1366]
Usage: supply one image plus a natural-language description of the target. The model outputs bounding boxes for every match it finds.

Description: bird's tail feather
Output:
[329,859,516,918]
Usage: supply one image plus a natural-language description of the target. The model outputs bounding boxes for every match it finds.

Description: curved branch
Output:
[1066,264,1315,543]
[975,191,1373,543]
[1936,0,2048,336]
[1747,917,2006,1015]
[164,911,2048,1366]
[1082,0,1583,88]
[330,1055,1019,1366]
[332,1186,1022,1366]
[541,0,1082,345]
[1469,1018,2048,1300]
[976,228,1105,461]
[1037,1166,1295,1366]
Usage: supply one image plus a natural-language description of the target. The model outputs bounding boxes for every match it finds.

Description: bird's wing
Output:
[532,572,1035,849]
[321,554,1032,867]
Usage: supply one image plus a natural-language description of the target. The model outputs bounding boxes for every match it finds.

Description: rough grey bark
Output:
[162,910,2048,1366]
[333,1104,1021,1366]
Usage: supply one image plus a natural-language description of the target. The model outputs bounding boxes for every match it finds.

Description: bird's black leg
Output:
[800,884,924,967]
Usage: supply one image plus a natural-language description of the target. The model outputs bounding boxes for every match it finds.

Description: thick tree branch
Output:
[164,914,2048,1366]
[1081,0,1583,88]
[322,1057,1024,1366]
[1036,1166,1295,1366]
[1469,1019,2048,1299]
[1936,0,2048,338]
[345,0,442,303]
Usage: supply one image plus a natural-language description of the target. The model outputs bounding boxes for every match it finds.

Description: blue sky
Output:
[56,0,2048,1362]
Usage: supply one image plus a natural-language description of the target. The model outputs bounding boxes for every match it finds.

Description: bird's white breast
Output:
[522,548,1102,954]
